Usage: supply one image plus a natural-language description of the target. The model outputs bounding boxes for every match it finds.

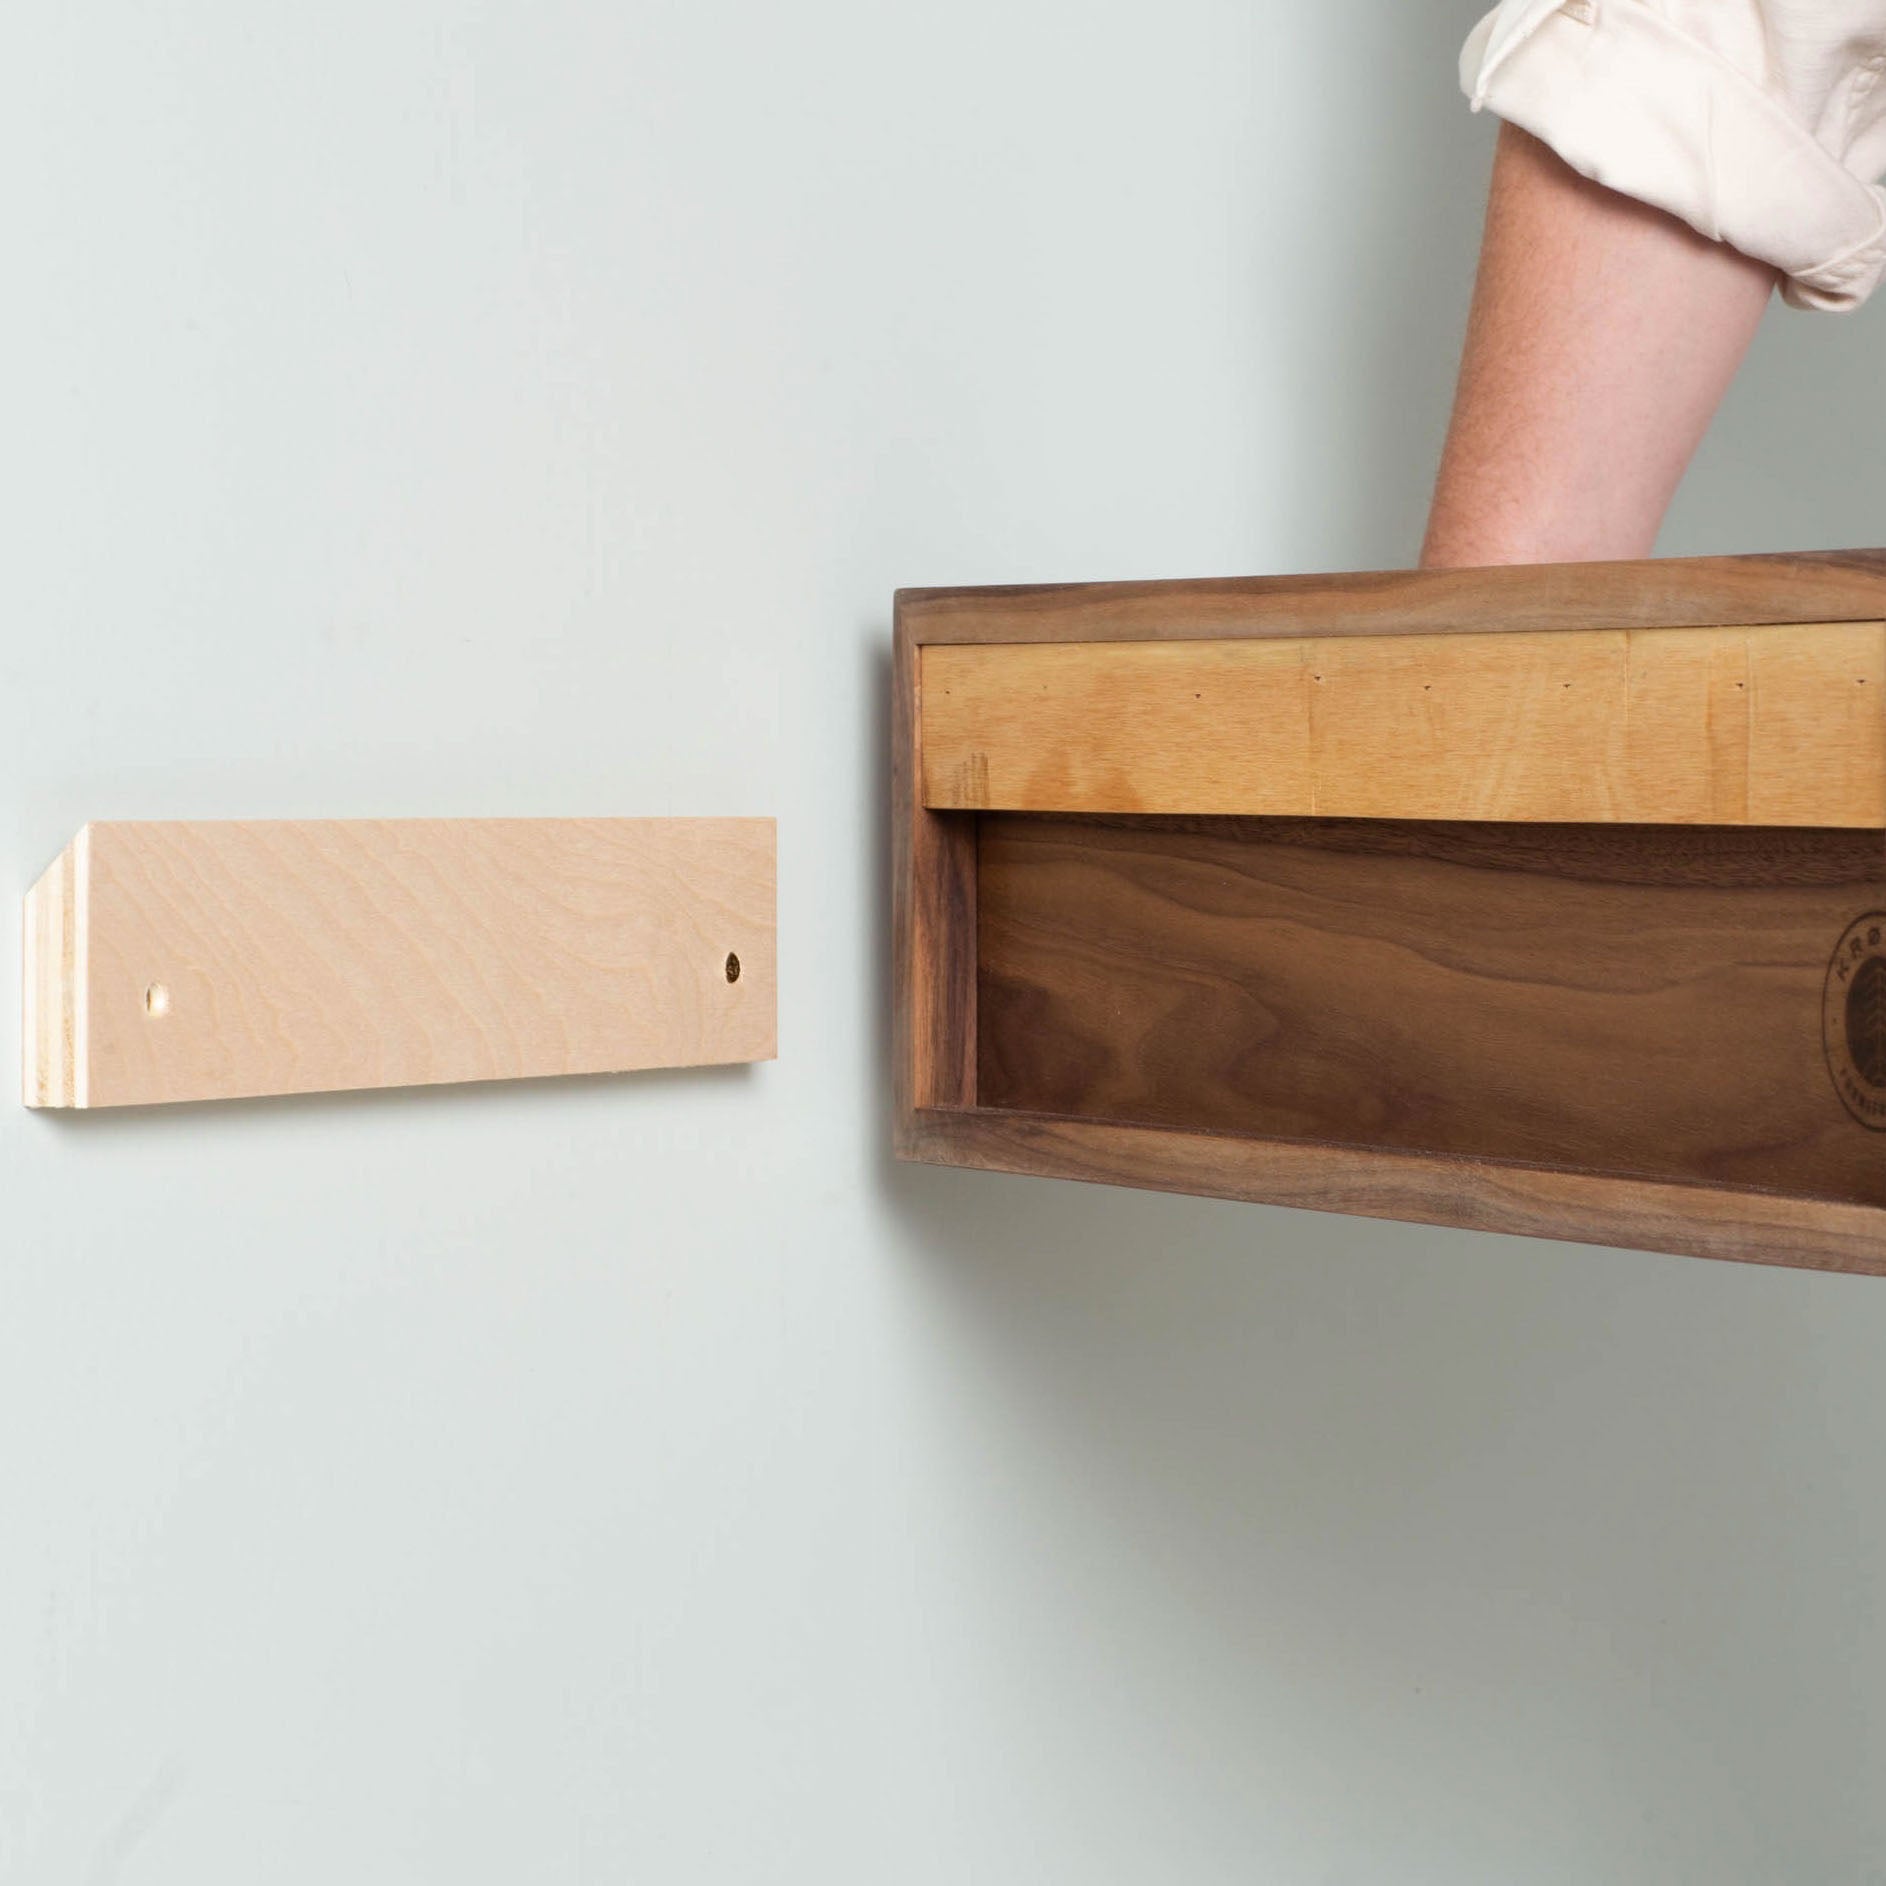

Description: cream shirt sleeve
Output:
[1461,0,1886,310]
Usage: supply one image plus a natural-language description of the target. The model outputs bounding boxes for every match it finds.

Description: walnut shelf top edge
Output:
[896,549,1886,645]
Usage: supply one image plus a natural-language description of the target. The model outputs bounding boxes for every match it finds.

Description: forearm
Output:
[1421,122,1779,569]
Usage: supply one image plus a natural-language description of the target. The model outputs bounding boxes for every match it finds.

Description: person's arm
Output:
[1421,122,1780,570]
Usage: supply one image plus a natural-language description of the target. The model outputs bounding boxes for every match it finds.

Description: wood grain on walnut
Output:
[899,1105,1886,1275]
[897,549,1886,645]
[977,813,1886,1208]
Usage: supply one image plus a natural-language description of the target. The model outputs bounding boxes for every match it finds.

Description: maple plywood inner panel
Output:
[976,813,1886,1209]
[922,623,1886,826]
[24,817,777,1109]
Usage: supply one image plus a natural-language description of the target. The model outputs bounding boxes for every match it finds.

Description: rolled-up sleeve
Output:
[1461,0,1886,310]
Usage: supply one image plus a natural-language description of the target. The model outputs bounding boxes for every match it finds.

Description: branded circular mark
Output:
[1823,912,1886,1129]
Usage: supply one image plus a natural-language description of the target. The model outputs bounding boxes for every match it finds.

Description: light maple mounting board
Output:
[892,550,1886,1275]
[24,816,776,1108]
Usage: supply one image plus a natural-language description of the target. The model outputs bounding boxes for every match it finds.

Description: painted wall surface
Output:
[6,3,1886,1880]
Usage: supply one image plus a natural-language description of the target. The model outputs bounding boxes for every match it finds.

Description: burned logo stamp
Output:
[1824,913,1886,1129]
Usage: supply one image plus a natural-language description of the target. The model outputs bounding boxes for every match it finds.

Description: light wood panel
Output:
[22,831,82,1108]
[922,623,1886,825]
[22,817,775,1109]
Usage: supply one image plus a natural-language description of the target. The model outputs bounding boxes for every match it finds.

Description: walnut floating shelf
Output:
[24,817,775,1109]
[892,552,1886,1275]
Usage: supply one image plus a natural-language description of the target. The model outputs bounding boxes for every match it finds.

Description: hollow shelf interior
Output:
[973,811,1886,1210]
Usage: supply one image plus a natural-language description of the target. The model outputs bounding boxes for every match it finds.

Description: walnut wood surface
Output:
[978,814,1886,1209]
[892,604,977,1135]
[923,624,1886,825]
[898,549,1886,645]
[891,550,1886,1267]
[900,1106,1886,1276]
